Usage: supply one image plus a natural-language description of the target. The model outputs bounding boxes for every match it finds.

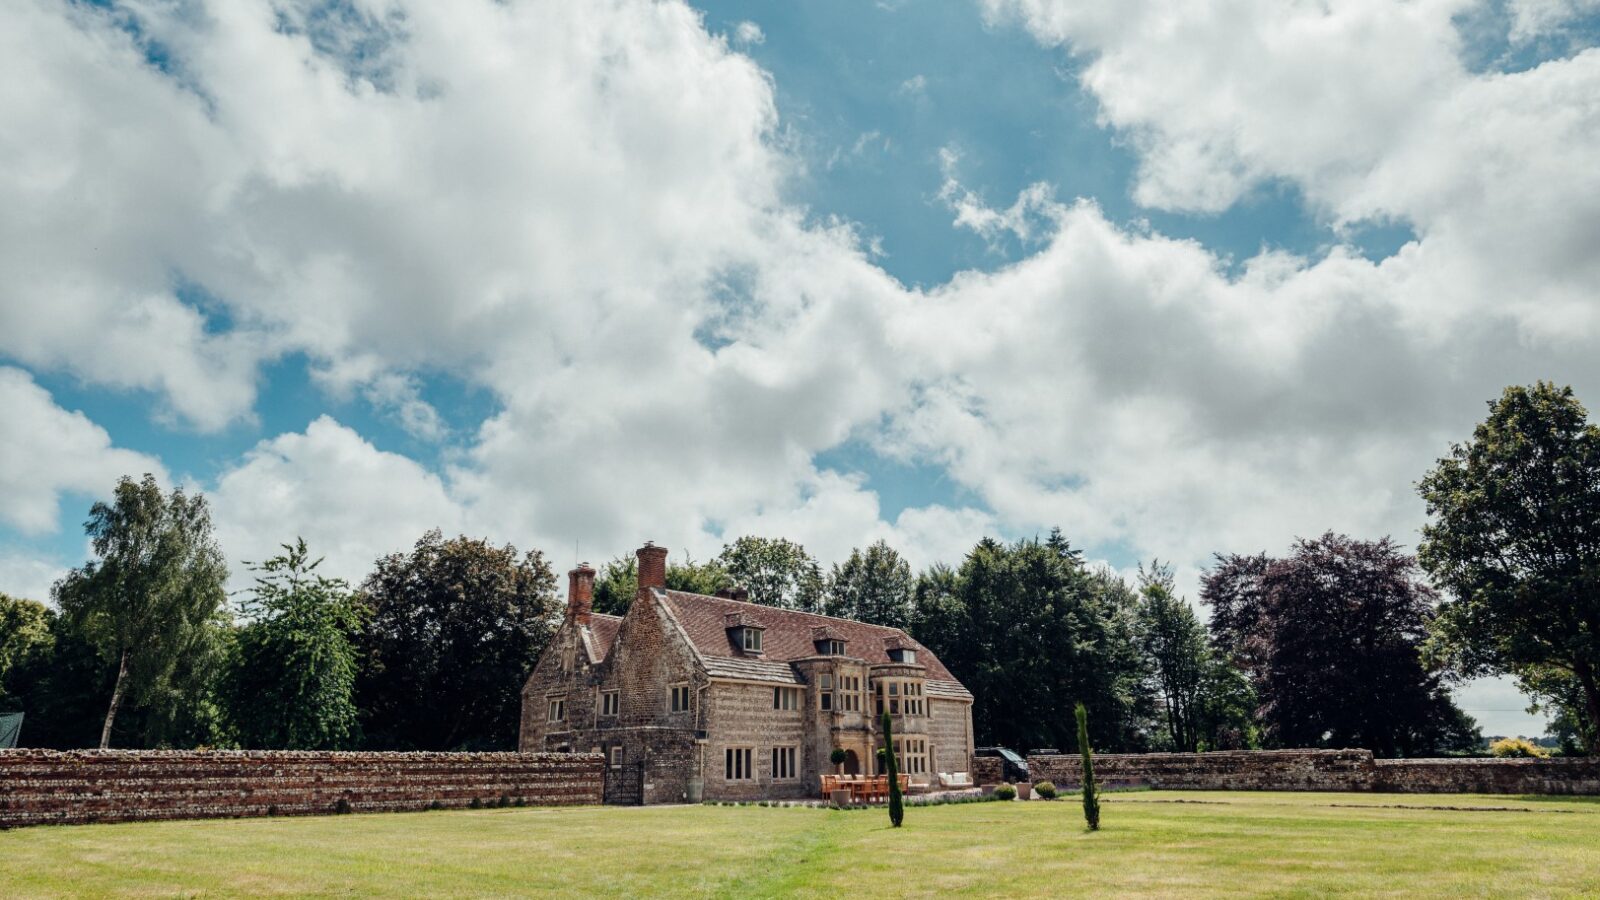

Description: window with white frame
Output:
[609,746,624,768]
[600,690,620,717]
[670,684,692,713]
[818,674,834,710]
[547,696,567,723]
[725,746,753,780]
[741,628,763,653]
[773,686,800,710]
[771,746,798,780]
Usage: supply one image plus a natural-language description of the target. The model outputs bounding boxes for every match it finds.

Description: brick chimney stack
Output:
[567,562,595,625]
[637,541,669,593]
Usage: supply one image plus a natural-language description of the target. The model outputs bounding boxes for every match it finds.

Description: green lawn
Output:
[3,792,1599,898]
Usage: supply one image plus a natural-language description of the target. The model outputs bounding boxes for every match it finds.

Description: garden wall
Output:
[1028,749,1600,795]
[0,749,604,829]
[1372,756,1600,794]
[972,755,1002,785]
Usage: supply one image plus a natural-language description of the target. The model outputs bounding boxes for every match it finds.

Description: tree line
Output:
[0,382,1596,756]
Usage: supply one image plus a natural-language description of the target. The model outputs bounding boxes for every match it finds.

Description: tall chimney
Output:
[637,541,669,594]
[567,562,596,625]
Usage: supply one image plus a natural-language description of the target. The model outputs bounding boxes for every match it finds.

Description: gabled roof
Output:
[580,613,624,664]
[655,589,969,698]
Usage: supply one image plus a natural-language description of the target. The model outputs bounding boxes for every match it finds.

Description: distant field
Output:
[3,791,1598,898]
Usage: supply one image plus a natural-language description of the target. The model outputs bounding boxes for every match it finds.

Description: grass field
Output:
[3,791,1599,898]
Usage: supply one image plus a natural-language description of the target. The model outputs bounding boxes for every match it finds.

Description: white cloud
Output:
[0,549,71,604]
[4,0,1600,748]
[1509,0,1600,41]
[939,146,1060,244]
[357,372,448,442]
[0,367,166,535]
[733,20,765,46]
[897,74,927,96]
[211,416,466,588]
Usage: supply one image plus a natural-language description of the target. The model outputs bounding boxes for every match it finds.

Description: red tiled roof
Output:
[583,613,623,663]
[655,589,962,683]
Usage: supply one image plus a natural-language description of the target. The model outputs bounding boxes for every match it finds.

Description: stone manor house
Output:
[520,542,975,804]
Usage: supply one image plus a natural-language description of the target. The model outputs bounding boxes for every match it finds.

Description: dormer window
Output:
[725,612,765,655]
[888,648,917,664]
[811,626,848,656]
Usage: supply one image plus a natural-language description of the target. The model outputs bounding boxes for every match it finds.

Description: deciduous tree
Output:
[1417,382,1600,754]
[592,553,732,615]
[714,536,824,612]
[0,595,53,711]
[1134,562,1207,752]
[227,539,363,749]
[355,530,559,750]
[53,475,229,749]
[1202,534,1478,756]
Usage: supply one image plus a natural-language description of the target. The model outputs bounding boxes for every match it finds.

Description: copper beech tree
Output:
[1202,534,1479,756]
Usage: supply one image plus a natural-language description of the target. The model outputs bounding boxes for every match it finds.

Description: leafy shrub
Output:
[994,783,1017,801]
[830,747,848,767]
[1489,737,1549,758]
[1034,781,1058,800]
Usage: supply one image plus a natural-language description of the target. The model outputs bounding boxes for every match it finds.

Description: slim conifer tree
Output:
[882,711,904,827]
[1076,702,1100,830]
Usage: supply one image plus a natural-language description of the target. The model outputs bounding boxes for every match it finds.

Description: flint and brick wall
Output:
[972,755,1002,785]
[1027,748,1600,795]
[0,749,603,829]
[1372,756,1600,794]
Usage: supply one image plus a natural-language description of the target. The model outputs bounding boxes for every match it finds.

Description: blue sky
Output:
[6,0,1600,735]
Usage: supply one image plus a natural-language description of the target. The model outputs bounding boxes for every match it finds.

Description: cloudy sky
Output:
[5,0,1599,735]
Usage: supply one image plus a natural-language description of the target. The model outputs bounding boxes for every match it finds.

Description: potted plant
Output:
[830,747,848,773]
[1016,781,1032,800]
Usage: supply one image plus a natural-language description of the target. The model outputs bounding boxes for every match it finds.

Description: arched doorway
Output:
[843,749,861,775]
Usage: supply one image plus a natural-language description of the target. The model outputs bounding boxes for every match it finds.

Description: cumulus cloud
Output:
[0,367,166,535]
[211,416,466,587]
[4,0,1600,692]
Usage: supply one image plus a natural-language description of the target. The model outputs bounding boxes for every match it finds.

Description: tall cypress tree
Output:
[1076,702,1100,831]
[882,711,904,827]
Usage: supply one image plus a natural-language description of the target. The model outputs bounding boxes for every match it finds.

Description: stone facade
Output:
[1027,748,1600,795]
[0,749,603,829]
[520,543,976,804]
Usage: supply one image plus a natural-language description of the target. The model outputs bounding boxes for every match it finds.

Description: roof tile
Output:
[656,589,962,684]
